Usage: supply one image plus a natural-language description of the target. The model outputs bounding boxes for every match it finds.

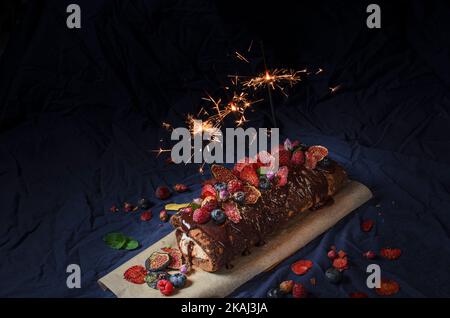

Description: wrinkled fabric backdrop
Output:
[0,0,449,297]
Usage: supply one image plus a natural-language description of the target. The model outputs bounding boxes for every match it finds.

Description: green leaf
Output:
[189,203,201,211]
[103,232,127,250]
[124,238,139,250]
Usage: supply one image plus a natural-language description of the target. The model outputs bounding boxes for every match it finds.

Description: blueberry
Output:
[169,273,187,288]
[138,198,151,209]
[325,267,342,284]
[211,209,227,225]
[232,191,245,204]
[259,176,271,190]
[267,287,282,298]
[214,182,227,192]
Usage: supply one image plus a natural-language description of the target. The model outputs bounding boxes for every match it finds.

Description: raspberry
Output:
[291,149,305,165]
[193,207,211,224]
[201,184,216,199]
[140,211,152,221]
[240,165,259,187]
[380,248,401,260]
[276,166,289,187]
[292,283,308,298]
[227,179,243,193]
[157,279,174,296]
[155,186,171,200]
[361,219,375,232]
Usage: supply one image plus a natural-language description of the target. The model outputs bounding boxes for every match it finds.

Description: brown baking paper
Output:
[98,180,372,298]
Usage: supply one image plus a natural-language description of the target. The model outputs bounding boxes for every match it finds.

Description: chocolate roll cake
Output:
[170,145,348,272]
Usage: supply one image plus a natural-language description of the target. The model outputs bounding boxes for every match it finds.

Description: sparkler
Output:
[243,68,302,95]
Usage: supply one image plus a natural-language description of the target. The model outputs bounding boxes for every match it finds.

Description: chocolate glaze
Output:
[171,160,347,271]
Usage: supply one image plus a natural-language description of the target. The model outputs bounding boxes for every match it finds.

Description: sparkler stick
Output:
[260,40,277,127]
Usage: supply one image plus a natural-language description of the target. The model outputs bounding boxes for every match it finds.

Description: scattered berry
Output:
[363,251,376,259]
[291,149,305,165]
[157,279,174,296]
[267,288,282,298]
[291,259,313,275]
[279,280,294,294]
[327,249,337,260]
[240,165,259,187]
[332,257,349,271]
[140,211,152,221]
[169,273,187,288]
[380,248,402,260]
[155,186,171,200]
[276,166,289,187]
[214,182,227,192]
[123,265,147,284]
[325,267,343,284]
[201,196,218,212]
[227,179,243,193]
[123,202,134,212]
[211,209,227,225]
[292,283,308,298]
[259,175,271,190]
[110,205,119,213]
[201,184,216,199]
[137,198,151,210]
[159,209,169,222]
[193,208,211,224]
[361,219,375,232]
[375,279,400,296]
[232,191,245,204]
[174,184,189,193]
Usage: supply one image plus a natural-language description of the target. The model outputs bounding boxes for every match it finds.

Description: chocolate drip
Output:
[172,161,346,271]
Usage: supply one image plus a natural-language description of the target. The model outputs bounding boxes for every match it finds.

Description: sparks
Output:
[329,85,341,93]
[243,69,301,96]
[152,147,171,157]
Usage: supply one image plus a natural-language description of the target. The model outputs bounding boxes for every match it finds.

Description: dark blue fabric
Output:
[1,0,450,297]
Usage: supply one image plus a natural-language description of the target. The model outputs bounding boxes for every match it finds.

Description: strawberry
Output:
[240,165,259,187]
[227,179,243,193]
[305,145,328,169]
[291,149,305,165]
[222,201,241,223]
[276,166,289,187]
[155,186,171,200]
[201,184,216,199]
[193,207,211,224]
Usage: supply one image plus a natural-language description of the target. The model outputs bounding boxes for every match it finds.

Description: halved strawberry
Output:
[291,260,313,275]
[201,184,216,199]
[276,166,289,187]
[375,279,400,296]
[240,165,259,187]
[305,145,328,169]
[222,201,241,223]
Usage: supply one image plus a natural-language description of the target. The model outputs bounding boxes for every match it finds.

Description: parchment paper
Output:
[98,180,372,298]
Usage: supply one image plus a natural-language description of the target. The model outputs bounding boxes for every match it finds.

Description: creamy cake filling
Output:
[179,232,208,260]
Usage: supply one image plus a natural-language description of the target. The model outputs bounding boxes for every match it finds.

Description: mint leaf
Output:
[103,232,127,250]
[124,238,139,250]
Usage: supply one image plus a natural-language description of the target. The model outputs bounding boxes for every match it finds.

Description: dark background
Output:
[0,0,449,297]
